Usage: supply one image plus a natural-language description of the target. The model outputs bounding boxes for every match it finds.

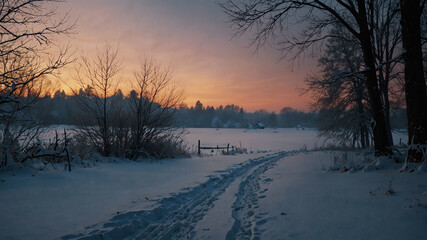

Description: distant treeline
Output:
[36,91,407,129]
[175,101,317,128]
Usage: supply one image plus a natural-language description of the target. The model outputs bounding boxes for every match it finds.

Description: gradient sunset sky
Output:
[60,0,315,112]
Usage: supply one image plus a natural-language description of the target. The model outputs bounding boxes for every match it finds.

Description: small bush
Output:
[139,135,190,159]
[322,151,372,172]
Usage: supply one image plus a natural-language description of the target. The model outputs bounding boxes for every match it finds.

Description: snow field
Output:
[0,153,265,240]
[185,128,321,153]
[60,151,296,239]
[0,128,423,240]
[255,152,427,240]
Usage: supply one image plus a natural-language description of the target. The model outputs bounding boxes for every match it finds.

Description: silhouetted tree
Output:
[221,0,392,156]
[400,0,427,162]
[304,24,371,148]
[0,0,74,167]
[72,43,122,156]
[195,100,204,111]
[371,0,403,146]
[128,56,185,158]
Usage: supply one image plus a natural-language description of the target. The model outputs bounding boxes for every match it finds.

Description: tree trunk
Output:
[379,68,394,146]
[357,0,392,156]
[356,85,367,149]
[400,0,427,162]
[365,126,371,148]
[103,90,110,157]
[360,127,366,149]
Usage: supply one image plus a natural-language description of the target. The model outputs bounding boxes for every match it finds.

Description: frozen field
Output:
[185,128,320,153]
[41,126,321,151]
[0,128,424,240]
[42,126,409,152]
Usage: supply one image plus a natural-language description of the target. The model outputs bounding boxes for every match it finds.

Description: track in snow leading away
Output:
[61,151,298,240]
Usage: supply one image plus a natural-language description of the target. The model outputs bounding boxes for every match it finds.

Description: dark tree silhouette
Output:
[128,57,185,159]
[400,0,427,162]
[72,43,122,157]
[305,25,371,148]
[221,0,393,156]
[0,0,74,167]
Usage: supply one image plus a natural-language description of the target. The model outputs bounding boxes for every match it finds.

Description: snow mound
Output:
[374,156,395,169]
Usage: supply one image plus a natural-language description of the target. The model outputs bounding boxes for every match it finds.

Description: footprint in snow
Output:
[262,178,273,184]
[256,219,268,226]
[259,188,268,193]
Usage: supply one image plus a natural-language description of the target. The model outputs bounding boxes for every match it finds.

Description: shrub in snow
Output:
[221,146,247,155]
[385,179,395,196]
[324,151,370,172]
[224,150,236,155]
[137,134,190,159]
[324,147,417,173]
[70,53,188,160]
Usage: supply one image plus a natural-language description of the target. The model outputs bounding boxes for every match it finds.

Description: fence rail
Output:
[197,140,230,155]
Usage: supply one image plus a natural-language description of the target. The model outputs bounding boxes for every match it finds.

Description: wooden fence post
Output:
[198,140,201,155]
[227,143,229,154]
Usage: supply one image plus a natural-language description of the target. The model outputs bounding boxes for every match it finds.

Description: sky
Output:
[58,0,315,112]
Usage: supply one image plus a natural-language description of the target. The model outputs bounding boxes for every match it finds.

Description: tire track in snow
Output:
[60,151,294,240]
[225,151,298,240]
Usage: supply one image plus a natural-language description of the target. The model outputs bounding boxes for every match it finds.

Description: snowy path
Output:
[60,151,296,240]
[225,155,280,240]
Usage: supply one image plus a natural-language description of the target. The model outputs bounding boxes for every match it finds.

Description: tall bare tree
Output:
[0,0,74,94]
[72,44,122,157]
[371,0,403,146]
[0,0,74,167]
[221,0,393,156]
[400,0,427,162]
[305,25,371,148]
[129,57,185,159]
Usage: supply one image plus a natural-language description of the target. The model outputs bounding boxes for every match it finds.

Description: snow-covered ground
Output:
[41,126,409,152]
[0,128,424,240]
[185,128,321,152]
[186,128,407,153]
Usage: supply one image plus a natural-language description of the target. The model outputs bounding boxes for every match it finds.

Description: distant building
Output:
[255,121,265,129]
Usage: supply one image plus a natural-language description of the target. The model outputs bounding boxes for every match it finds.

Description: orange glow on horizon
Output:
[53,0,315,113]
[55,68,311,113]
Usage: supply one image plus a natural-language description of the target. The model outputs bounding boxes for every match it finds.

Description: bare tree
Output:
[400,0,427,162]
[72,44,122,157]
[221,0,393,156]
[371,0,403,146]
[128,57,185,159]
[0,0,74,167]
[0,0,74,96]
[305,24,371,148]
[307,1,404,148]
[71,47,187,159]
